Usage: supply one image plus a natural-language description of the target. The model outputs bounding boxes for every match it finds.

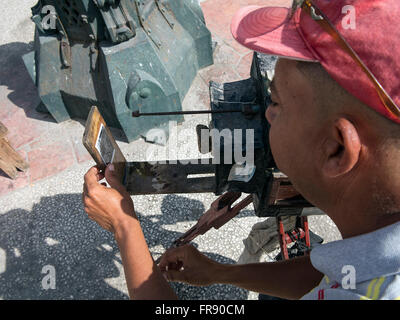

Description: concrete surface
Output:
[0,0,342,300]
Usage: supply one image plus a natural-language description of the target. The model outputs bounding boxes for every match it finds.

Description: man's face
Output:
[265,58,324,199]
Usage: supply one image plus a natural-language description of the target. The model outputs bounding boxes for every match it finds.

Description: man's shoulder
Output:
[301,274,400,300]
[303,222,400,300]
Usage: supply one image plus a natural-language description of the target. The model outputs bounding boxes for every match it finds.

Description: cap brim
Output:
[231,5,317,62]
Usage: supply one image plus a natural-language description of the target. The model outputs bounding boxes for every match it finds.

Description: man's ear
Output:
[322,118,361,178]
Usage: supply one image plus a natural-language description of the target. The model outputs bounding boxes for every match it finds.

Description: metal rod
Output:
[132,109,242,117]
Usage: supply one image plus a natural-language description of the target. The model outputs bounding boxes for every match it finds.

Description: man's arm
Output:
[114,218,177,300]
[159,245,323,300]
[83,165,177,300]
[214,256,323,299]
[83,165,322,300]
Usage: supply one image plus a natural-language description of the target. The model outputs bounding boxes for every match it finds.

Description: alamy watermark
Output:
[144,121,255,167]
[41,5,57,31]
[341,5,356,30]
[39,3,357,31]
[0,248,5,275]
[341,265,356,289]
[41,265,56,290]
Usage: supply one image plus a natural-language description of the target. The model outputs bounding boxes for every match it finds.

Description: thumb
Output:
[105,164,126,194]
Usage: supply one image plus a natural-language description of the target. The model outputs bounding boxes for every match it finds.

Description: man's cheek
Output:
[269,128,288,174]
[266,105,279,124]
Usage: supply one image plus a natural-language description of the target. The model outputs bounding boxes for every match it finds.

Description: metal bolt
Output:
[139,88,151,99]
[81,15,88,24]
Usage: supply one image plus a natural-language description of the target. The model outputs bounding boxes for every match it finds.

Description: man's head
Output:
[231,0,400,236]
[266,59,400,215]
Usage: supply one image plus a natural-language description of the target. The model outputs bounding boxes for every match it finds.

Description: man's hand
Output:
[82,164,136,234]
[158,245,223,286]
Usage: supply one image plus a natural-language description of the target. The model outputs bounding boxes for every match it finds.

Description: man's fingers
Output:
[105,164,126,194]
[83,166,108,197]
[168,261,184,271]
[84,166,103,188]
[83,182,88,196]
[163,269,187,283]
[158,246,188,270]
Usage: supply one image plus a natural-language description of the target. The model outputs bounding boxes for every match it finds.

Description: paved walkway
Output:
[0,0,261,197]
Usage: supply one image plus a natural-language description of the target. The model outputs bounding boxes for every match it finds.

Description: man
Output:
[82,0,400,300]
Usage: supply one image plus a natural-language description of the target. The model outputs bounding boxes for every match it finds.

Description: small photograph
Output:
[95,124,115,165]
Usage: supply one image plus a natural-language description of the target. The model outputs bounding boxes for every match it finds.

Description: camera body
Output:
[209,53,311,217]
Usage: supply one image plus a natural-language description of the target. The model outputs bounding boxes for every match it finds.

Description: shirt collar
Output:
[310,222,400,284]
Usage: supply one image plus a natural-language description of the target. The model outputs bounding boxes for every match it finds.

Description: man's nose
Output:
[265,104,278,124]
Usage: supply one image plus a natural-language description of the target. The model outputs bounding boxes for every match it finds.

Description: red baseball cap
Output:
[231,0,400,123]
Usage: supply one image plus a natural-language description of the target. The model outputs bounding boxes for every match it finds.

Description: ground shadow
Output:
[0,193,250,300]
[138,194,252,300]
[0,41,55,123]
